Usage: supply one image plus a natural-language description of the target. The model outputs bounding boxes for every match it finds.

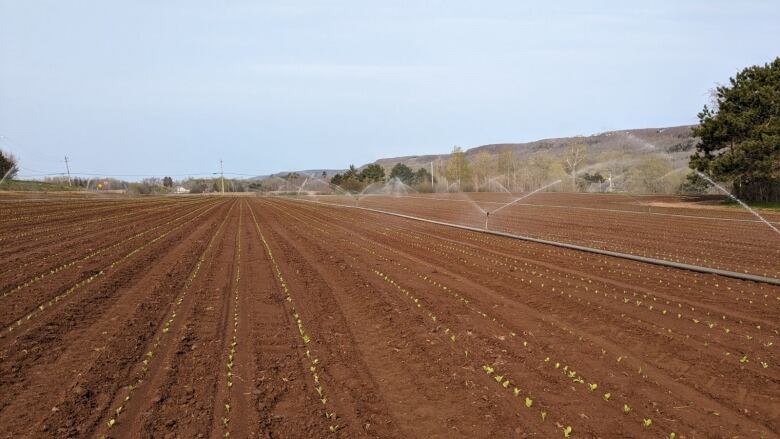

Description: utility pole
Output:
[64,156,72,186]
[220,159,225,194]
[430,161,434,188]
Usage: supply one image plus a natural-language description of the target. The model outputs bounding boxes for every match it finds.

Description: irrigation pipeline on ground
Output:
[289,197,780,287]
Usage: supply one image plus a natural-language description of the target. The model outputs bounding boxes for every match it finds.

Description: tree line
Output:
[329,144,686,195]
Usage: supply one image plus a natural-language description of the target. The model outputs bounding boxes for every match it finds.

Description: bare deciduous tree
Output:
[563,139,586,191]
[471,151,492,192]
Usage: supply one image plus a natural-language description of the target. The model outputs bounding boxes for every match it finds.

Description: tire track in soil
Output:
[255,199,528,438]
[271,198,778,437]
[0,200,231,438]
[91,200,239,439]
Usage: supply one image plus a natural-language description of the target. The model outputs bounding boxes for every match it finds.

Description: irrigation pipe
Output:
[289,197,780,286]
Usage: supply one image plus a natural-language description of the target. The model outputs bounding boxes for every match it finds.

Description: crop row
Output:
[372,266,581,436]
[385,225,776,368]
[364,221,778,425]
[0,198,190,246]
[0,200,206,279]
[103,201,235,433]
[350,195,777,277]
[275,199,775,436]
[221,202,243,437]
[0,197,168,227]
[1,200,217,300]
[1,201,223,338]
[0,198,206,255]
[444,221,779,311]
[267,201,586,434]
[248,204,341,433]
[271,200,669,436]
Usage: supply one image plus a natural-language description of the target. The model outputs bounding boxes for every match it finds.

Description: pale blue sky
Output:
[1,1,778,179]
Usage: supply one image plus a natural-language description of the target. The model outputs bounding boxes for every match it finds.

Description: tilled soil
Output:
[0,194,777,438]
[310,192,780,278]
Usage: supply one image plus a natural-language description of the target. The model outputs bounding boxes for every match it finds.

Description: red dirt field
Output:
[307,192,780,279]
[0,194,778,438]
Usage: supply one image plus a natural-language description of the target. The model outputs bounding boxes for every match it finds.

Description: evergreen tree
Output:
[690,57,780,202]
[389,163,414,184]
[359,163,385,182]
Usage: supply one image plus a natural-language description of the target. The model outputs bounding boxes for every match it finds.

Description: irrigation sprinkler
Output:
[485,180,562,230]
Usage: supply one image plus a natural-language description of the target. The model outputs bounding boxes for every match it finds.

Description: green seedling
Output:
[563,426,572,437]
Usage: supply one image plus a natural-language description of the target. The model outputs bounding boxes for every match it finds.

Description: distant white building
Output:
[174,186,189,194]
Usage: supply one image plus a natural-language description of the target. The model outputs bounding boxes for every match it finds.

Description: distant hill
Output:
[254,125,698,193]
[369,125,697,172]
[251,169,345,181]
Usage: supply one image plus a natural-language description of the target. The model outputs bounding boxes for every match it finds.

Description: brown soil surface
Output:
[309,192,780,278]
[0,194,777,438]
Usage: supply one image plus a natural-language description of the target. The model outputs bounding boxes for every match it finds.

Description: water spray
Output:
[695,171,780,237]
[0,167,16,186]
[296,177,309,197]
[484,179,562,230]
